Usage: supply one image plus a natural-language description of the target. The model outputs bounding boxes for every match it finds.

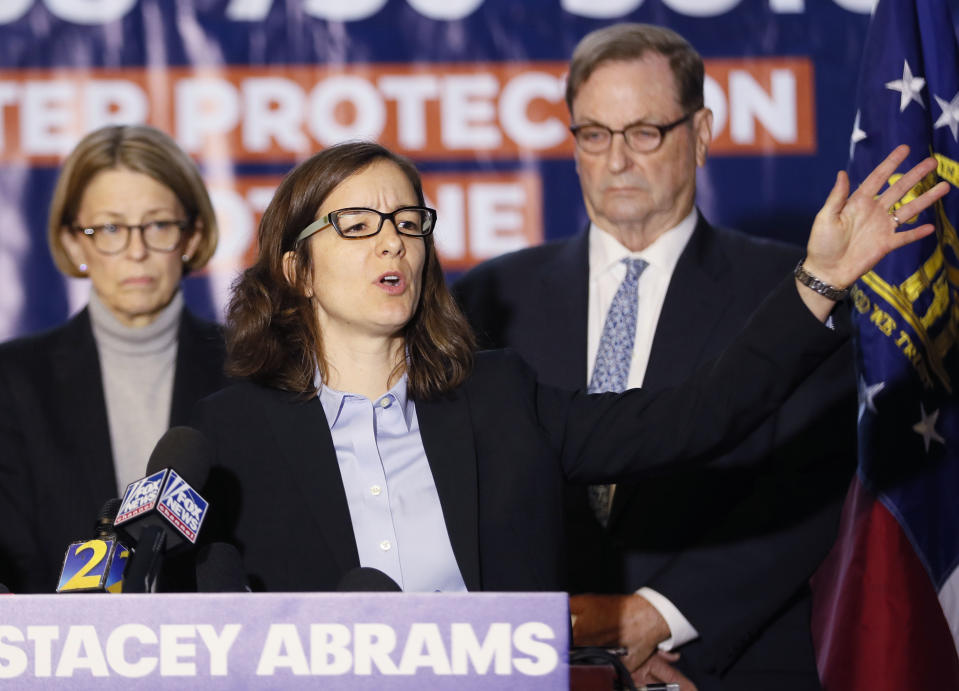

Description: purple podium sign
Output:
[0,592,569,689]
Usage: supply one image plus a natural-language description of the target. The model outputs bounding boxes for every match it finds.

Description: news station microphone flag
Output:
[114,427,211,593]
[56,498,129,593]
[810,0,959,687]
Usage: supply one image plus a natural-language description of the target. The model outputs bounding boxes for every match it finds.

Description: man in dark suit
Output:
[454,23,856,690]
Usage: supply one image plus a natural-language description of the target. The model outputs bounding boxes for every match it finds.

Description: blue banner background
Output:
[0,0,874,338]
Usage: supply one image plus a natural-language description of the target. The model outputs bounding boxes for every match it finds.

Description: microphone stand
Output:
[123,526,166,593]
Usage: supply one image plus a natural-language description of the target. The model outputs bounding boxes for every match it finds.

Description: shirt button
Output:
[370,485,382,496]
[379,397,391,408]
[380,540,391,551]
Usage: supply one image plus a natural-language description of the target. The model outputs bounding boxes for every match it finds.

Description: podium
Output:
[0,592,569,688]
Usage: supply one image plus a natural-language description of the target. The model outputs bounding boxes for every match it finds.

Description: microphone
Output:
[95,498,122,538]
[115,427,212,593]
[337,567,403,592]
[196,542,250,592]
[56,498,130,593]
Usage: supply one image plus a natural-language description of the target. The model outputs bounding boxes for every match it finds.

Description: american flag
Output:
[810,0,959,687]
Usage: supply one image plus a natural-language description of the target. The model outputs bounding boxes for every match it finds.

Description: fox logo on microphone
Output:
[115,470,166,523]
[115,469,209,545]
[157,471,208,543]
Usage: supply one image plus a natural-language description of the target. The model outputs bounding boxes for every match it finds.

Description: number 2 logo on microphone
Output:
[57,539,130,593]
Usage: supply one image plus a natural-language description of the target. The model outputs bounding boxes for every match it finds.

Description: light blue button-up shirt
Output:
[318,374,467,593]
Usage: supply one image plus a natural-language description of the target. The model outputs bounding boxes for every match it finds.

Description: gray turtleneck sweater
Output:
[88,290,182,495]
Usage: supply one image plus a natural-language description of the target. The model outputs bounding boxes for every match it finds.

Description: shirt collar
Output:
[588,207,698,279]
[317,372,414,430]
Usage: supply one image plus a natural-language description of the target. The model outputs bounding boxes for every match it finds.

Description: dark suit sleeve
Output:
[639,341,856,674]
[189,396,236,549]
[0,358,48,592]
[542,277,846,484]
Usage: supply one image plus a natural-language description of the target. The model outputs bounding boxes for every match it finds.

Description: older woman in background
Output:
[192,140,947,594]
[0,124,228,592]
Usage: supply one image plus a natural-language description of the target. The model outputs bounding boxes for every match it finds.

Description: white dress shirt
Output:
[586,208,700,650]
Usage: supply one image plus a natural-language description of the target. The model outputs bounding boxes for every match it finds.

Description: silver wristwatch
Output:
[793,259,849,301]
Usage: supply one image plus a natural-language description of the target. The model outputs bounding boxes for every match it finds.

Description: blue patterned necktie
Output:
[588,257,648,526]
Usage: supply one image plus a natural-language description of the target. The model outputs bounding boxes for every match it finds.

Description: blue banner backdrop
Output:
[0,0,875,339]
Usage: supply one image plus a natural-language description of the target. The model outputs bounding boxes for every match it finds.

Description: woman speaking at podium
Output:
[193,140,945,593]
[0,125,227,593]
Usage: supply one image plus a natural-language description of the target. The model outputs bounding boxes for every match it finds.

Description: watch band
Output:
[793,259,849,301]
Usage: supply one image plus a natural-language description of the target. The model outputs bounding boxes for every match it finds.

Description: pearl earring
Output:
[78,263,88,273]
[182,254,190,263]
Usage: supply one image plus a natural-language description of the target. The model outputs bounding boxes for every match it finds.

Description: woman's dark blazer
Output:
[193,278,845,593]
[0,306,228,593]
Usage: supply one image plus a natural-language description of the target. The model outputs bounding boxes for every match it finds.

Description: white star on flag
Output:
[850,110,867,160]
[885,60,926,112]
[934,91,959,141]
[858,375,885,422]
[912,402,945,453]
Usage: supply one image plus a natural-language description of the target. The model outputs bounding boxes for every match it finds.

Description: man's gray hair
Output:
[565,23,705,115]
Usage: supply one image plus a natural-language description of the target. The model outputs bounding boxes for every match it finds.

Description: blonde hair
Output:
[48,124,218,277]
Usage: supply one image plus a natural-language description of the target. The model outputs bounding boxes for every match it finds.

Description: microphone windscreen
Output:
[337,567,402,592]
[98,498,122,522]
[95,497,122,536]
[196,542,250,593]
[145,426,212,488]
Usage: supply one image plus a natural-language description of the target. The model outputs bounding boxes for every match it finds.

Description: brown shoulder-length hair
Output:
[47,124,218,277]
[226,141,475,400]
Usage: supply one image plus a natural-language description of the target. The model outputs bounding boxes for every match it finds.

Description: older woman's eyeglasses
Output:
[569,111,697,154]
[73,220,189,254]
[296,206,437,245]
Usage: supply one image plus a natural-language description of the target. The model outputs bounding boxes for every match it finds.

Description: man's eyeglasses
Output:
[569,111,698,154]
[296,206,437,245]
[73,220,189,254]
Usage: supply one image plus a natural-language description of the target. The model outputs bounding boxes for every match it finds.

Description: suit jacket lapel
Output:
[263,391,360,575]
[537,230,591,390]
[51,309,117,499]
[169,310,225,427]
[415,391,481,591]
[640,216,732,391]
